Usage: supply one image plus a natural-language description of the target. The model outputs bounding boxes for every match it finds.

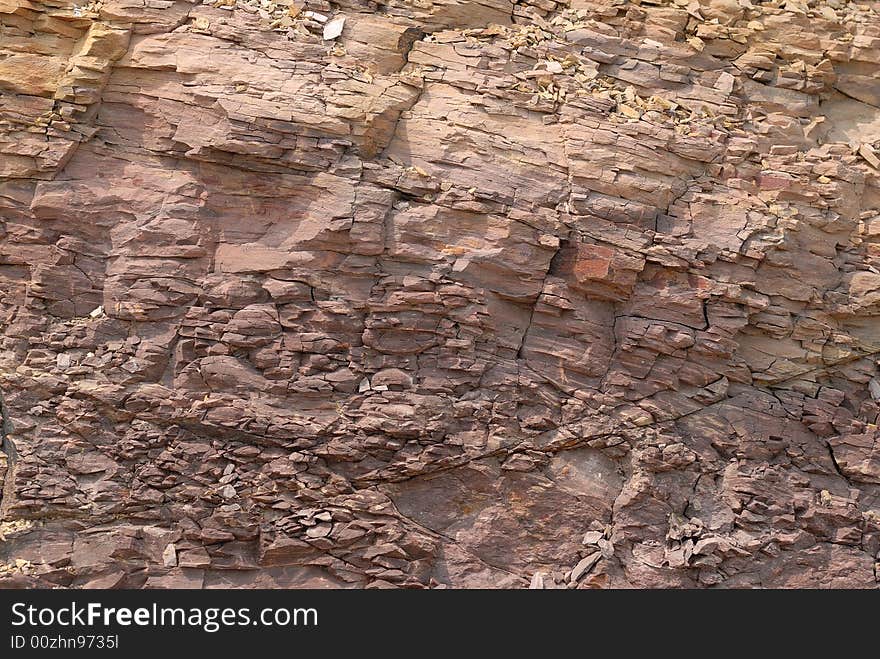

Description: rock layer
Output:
[1,0,879,588]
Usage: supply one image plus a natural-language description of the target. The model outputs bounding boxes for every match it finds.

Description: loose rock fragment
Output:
[570,554,602,582]
[323,16,345,41]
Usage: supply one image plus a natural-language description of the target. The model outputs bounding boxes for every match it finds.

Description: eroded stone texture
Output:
[1,0,879,589]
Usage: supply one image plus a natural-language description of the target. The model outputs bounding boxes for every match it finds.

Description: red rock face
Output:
[570,243,644,300]
[1,0,879,589]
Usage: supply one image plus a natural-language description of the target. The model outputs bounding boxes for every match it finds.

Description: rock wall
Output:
[1,0,879,588]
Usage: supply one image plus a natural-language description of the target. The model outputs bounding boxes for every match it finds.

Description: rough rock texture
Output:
[1,0,880,589]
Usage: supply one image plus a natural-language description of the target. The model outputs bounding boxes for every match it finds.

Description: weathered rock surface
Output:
[1,0,879,589]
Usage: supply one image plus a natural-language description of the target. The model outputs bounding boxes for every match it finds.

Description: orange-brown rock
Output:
[1,0,879,589]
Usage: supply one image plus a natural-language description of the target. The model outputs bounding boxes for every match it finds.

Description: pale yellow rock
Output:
[0,54,67,96]
[687,36,705,52]
[78,23,131,60]
[618,103,642,119]
[859,144,880,170]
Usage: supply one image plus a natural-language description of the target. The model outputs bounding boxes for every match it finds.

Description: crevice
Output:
[832,84,880,111]
[760,346,880,388]
[825,439,855,488]
[397,27,425,55]
[515,299,539,360]
[370,29,432,163]
[516,240,565,359]
[0,387,17,518]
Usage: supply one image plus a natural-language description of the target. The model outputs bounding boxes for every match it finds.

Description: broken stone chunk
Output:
[582,531,604,545]
[323,16,345,40]
[859,144,880,170]
[570,553,601,582]
[529,572,545,589]
[162,544,177,568]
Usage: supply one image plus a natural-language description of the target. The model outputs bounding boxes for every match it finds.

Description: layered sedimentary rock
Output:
[1,0,879,588]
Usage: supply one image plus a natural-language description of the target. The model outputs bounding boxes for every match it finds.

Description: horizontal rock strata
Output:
[1,0,879,588]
